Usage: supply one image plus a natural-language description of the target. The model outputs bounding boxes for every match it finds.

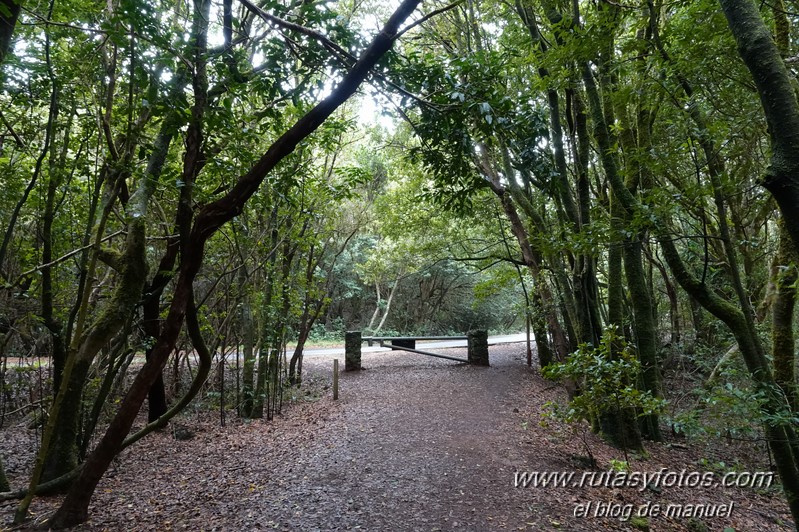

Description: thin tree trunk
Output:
[368,281,382,330]
[123,287,213,448]
[488,179,570,363]
[375,272,401,333]
[41,111,70,396]
[239,265,256,416]
[571,90,603,347]
[252,208,280,419]
[140,67,191,422]
[0,14,58,277]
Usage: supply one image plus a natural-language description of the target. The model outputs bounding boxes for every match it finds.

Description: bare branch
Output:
[19,230,125,278]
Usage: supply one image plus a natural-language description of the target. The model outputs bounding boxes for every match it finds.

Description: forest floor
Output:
[0,343,794,531]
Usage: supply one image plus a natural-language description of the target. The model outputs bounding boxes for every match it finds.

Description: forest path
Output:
[7,344,791,531]
[270,344,550,531]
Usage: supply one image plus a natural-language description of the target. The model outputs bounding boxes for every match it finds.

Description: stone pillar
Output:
[467,329,489,366]
[345,331,362,371]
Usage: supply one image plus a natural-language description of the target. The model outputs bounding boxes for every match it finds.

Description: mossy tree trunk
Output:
[41,359,91,484]
[622,236,663,441]
[617,110,663,441]
[571,89,604,348]
[600,195,643,451]
[773,222,798,412]
[597,0,663,442]
[252,210,280,419]
[39,145,140,490]
[20,205,150,519]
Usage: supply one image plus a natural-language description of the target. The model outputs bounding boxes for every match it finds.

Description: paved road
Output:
[301,332,529,357]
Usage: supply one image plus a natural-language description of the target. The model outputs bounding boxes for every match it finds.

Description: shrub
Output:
[542,328,666,428]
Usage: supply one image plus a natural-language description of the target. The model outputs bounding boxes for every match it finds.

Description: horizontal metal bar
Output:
[377,341,468,363]
[362,336,468,342]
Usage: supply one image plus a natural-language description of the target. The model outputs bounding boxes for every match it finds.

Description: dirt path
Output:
[2,344,793,531]
[272,346,541,531]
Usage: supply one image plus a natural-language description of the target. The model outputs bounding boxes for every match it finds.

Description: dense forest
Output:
[1,0,799,527]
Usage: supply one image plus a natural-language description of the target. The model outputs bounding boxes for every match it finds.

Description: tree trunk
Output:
[41,359,91,483]
[648,250,680,347]
[623,236,663,441]
[490,182,570,362]
[80,339,130,458]
[252,210,280,419]
[0,0,21,66]
[0,454,8,492]
[140,87,190,422]
[367,281,382,330]
[121,291,212,449]
[239,269,256,416]
[41,125,67,395]
[600,198,643,451]
[19,205,149,523]
[773,221,798,412]
[716,7,799,520]
[290,288,329,386]
[375,273,400,333]
[572,90,604,347]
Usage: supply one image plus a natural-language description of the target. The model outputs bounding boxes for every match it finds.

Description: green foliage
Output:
[307,320,345,344]
[668,367,799,440]
[608,458,630,472]
[542,329,666,426]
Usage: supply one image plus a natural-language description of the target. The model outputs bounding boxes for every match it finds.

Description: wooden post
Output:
[333,359,339,400]
[344,330,362,371]
[526,314,533,367]
[467,329,489,366]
